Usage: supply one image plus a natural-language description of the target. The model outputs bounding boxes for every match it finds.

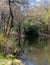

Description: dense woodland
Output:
[0,0,50,37]
[0,0,50,65]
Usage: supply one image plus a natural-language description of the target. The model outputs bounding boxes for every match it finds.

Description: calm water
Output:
[16,37,50,65]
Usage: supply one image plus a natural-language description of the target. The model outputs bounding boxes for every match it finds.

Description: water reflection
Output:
[15,37,50,65]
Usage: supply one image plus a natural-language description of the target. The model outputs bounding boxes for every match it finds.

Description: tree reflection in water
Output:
[14,36,50,65]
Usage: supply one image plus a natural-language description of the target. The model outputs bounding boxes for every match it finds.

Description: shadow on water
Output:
[24,36,48,49]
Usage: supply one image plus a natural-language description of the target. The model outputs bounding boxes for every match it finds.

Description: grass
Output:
[0,53,21,65]
[0,53,6,60]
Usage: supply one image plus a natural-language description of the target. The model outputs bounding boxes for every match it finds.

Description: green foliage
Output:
[0,33,7,44]
[0,33,14,55]
[0,53,5,59]
[21,20,30,32]
[22,20,48,36]
[6,54,15,60]
[22,21,39,36]
[0,33,14,46]
[39,22,48,33]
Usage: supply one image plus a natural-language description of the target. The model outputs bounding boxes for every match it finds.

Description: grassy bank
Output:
[0,53,6,60]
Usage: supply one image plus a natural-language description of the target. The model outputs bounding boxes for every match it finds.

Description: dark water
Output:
[16,37,50,65]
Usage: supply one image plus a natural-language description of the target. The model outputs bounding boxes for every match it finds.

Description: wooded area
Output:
[0,0,50,65]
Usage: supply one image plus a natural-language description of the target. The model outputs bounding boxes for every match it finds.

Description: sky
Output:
[30,0,40,6]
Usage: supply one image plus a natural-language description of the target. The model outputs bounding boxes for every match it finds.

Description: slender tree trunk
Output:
[18,23,21,47]
[7,0,13,37]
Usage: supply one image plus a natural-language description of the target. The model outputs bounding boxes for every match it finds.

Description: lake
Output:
[17,37,50,65]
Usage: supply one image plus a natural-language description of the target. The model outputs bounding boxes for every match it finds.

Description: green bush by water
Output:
[0,53,5,59]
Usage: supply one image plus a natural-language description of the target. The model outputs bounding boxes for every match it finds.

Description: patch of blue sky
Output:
[29,0,40,6]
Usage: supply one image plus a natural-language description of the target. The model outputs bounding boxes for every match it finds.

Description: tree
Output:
[0,0,29,37]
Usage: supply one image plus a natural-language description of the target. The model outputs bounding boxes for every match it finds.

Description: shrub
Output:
[0,53,5,59]
[39,22,48,33]
[0,33,14,55]
[6,54,15,59]
[24,25,39,37]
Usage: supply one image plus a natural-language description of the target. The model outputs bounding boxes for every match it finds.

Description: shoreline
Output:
[0,59,24,65]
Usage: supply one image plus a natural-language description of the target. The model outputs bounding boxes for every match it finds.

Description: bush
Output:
[24,25,39,37]
[0,53,5,59]
[0,33,14,55]
[6,54,15,59]
[39,22,48,33]
[0,33,7,44]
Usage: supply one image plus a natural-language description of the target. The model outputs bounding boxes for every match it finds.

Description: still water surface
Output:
[17,37,50,65]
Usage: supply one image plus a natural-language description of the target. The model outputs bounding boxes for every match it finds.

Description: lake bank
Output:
[9,32,50,38]
[0,59,24,65]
